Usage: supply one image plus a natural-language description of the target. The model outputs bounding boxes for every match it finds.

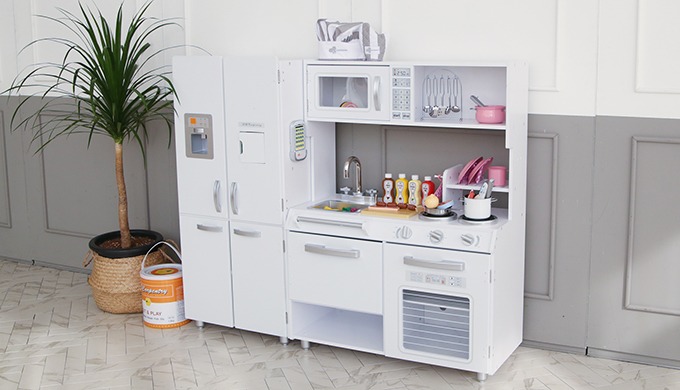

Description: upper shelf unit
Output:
[304,60,524,132]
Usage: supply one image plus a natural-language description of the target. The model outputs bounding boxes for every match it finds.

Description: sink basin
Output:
[310,195,375,213]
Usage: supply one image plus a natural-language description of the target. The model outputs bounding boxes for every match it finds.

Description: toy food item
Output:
[424,194,439,208]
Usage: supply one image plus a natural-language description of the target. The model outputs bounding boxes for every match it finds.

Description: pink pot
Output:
[475,105,506,124]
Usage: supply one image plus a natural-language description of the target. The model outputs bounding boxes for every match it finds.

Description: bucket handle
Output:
[142,240,182,269]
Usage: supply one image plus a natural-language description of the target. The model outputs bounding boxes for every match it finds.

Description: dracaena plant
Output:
[4,1,178,249]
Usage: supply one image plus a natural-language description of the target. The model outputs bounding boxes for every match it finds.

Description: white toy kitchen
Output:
[173,57,527,381]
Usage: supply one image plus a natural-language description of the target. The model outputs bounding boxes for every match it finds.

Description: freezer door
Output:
[173,56,228,218]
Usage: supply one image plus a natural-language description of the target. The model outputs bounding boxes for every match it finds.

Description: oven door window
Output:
[318,75,369,109]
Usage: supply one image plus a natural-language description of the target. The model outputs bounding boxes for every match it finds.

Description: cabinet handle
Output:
[196,224,223,233]
[230,182,239,215]
[305,243,360,259]
[213,180,222,213]
[296,216,363,229]
[403,256,465,271]
[233,228,261,238]
[373,76,381,111]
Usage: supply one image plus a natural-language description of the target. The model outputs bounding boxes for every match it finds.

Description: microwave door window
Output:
[319,76,368,109]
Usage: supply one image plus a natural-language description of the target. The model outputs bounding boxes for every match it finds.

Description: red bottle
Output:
[421,176,435,206]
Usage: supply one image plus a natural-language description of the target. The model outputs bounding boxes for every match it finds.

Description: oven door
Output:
[383,243,492,373]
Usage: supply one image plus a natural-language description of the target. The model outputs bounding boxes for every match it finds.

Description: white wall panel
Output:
[381,0,598,117]
[597,0,680,119]
[184,0,319,58]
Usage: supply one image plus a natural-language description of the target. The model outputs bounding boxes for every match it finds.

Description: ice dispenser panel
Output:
[184,113,214,159]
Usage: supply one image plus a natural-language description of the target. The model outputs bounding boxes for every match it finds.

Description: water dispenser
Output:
[184,113,214,159]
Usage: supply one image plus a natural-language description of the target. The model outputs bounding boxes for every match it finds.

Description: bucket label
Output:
[143,299,187,325]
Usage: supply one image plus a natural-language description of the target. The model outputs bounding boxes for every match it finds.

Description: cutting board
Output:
[361,206,419,219]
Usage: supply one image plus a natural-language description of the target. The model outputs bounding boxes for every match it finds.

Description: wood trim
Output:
[524,132,559,301]
[625,136,680,315]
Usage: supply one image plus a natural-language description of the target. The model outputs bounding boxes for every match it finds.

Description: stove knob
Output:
[429,230,444,244]
[395,226,413,239]
[461,233,477,246]
[400,226,413,239]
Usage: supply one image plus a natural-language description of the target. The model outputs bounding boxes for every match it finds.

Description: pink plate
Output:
[467,157,493,184]
[458,156,482,184]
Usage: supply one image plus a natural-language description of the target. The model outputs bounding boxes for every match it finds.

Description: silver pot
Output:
[423,206,454,216]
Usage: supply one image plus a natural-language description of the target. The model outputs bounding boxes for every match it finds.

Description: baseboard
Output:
[587,347,680,369]
[32,260,90,274]
[521,340,587,355]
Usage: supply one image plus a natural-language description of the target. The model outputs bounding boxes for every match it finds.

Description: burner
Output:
[459,214,498,224]
[419,211,458,221]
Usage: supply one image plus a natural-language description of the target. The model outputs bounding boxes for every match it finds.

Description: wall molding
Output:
[524,132,559,301]
[0,110,12,228]
[634,0,680,94]
[625,136,680,315]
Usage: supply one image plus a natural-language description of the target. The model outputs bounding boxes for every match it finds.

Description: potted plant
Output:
[4,1,178,313]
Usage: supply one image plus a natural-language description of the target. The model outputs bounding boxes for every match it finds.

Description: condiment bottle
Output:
[408,175,422,207]
[421,176,435,206]
[382,173,395,204]
[395,173,408,204]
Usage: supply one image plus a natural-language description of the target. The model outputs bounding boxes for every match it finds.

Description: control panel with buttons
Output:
[391,67,412,120]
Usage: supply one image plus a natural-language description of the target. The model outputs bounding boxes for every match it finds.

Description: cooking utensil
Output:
[423,206,455,216]
[452,77,461,113]
[422,77,432,114]
[470,95,486,107]
[444,77,452,115]
[486,179,494,198]
[430,77,440,117]
[476,180,489,199]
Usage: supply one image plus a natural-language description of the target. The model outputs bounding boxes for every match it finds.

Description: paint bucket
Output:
[140,241,191,329]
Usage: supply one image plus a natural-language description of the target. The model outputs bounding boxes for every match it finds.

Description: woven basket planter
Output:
[84,230,167,314]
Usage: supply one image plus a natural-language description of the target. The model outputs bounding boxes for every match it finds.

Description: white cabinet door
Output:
[173,56,228,218]
[231,222,286,337]
[179,215,233,327]
[223,58,285,225]
[287,232,382,314]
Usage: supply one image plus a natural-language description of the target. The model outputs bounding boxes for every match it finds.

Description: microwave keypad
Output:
[392,67,412,120]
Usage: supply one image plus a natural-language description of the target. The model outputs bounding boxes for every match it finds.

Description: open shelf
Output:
[446,184,509,193]
[291,302,383,354]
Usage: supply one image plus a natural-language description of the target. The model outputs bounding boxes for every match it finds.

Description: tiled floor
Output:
[1,258,680,390]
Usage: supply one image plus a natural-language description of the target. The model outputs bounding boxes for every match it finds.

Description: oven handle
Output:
[296,216,364,229]
[403,256,465,271]
[305,243,360,259]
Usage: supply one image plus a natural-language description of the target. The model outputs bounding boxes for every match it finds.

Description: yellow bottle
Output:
[395,173,409,204]
[408,175,422,207]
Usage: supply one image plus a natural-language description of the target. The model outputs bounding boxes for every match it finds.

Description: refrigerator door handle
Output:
[230,182,239,215]
[233,228,261,238]
[197,224,223,233]
[213,180,222,213]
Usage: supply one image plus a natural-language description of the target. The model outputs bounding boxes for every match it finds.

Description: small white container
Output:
[463,197,492,220]
[318,41,365,60]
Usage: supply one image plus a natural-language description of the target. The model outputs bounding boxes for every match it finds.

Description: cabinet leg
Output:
[476,372,488,382]
[300,340,311,350]
[195,321,204,329]
[279,336,289,345]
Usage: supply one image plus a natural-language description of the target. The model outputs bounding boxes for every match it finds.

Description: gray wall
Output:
[0,97,179,272]
[336,114,680,362]
[4,94,680,361]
